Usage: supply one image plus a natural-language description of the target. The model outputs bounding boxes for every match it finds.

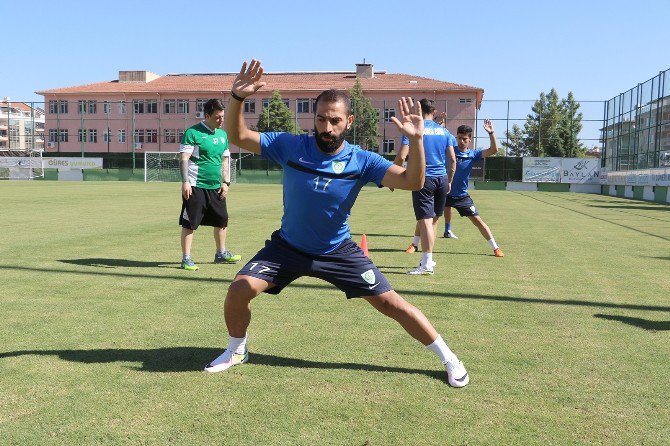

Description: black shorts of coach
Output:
[179,186,229,230]
[412,175,449,220]
[445,194,479,217]
[236,231,393,299]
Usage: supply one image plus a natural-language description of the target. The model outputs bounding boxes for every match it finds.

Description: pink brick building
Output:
[37,63,483,157]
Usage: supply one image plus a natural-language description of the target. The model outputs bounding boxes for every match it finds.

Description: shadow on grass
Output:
[0,347,445,380]
[589,204,670,212]
[2,265,670,313]
[594,314,670,331]
[60,258,178,269]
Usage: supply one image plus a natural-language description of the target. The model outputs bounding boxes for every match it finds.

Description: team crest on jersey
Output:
[361,269,376,284]
[470,205,477,213]
[332,161,345,174]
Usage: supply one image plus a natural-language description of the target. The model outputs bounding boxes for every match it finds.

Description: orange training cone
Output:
[360,234,369,257]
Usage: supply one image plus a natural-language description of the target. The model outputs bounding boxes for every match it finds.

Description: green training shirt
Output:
[179,122,229,189]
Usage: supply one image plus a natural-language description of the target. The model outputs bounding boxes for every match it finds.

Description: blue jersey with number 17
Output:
[260,132,393,255]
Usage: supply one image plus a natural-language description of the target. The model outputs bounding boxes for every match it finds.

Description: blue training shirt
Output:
[401,120,456,177]
[450,148,483,197]
[260,132,393,255]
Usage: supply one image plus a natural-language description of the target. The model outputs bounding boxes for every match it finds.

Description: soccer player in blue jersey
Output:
[443,121,504,257]
[204,59,470,388]
[393,99,456,275]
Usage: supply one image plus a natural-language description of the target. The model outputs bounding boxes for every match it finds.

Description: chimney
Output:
[355,61,374,79]
[118,71,160,83]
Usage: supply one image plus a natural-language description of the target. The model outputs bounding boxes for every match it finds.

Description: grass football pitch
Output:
[1,181,669,445]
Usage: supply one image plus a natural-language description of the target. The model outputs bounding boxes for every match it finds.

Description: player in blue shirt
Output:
[393,101,456,275]
[443,121,504,257]
[204,59,470,388]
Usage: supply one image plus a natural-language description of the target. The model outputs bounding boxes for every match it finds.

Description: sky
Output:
[2,0,669,144]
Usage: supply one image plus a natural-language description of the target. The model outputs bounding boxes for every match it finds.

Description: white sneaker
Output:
[444,230,458,239]
[445,359,469,387]
[204,349,249,373]
[407,264,434,275]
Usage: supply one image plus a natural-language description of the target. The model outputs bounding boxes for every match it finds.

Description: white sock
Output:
[421,252,433,267]
[227,334,247,354]
[217,248,226,255]
[426,335,457,364]
[487,238,499,250]
[412,236,420,246]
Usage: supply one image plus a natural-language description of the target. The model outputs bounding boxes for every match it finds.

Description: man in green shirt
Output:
[179,99,241,270]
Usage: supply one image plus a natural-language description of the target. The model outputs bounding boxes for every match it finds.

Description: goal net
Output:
[144,151,237,184]
[0,149,44,180]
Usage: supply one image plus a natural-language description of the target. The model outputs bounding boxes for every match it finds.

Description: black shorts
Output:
[412,175,449,220]
[236,231,393,299]
[445,194,479,217]
[179,186,228,230]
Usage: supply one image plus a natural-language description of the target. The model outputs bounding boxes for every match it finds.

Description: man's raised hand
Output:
[390,97,424,139]
[231,59,266,99]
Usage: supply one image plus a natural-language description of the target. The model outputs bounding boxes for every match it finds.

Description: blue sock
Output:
[445,223,451,232]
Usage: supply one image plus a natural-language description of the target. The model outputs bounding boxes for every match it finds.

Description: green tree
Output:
[346,79,380,150]
[504,89,585,158]
[256,90,301,134]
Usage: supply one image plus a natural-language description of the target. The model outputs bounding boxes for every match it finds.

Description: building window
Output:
[297,99,311,114]
[163,99,175,114]
[133,129,145,143]
[58,100,68,114]
[261,98,270,109]
[117,129,126,143]
[88,129,97,143]
[196,99,207,113]
[383,139,395,154]
[58,129,68,142]
[88,100,97,114]
[164,129,176,143]
[384,108,396,122]
[146,100,157,114]
[48,129,58,142]
[177,129,185,142]
[103,101,111,114]
[118,101,126,115]
[177,100,189,114]
[78,100,86,114]
[133,100,145,114]
[146,129,157,143]
[459,98,472,104]
[78,129,86,142]
[244,99,255,114]
[103,129,111,143]
[49,101,57,114]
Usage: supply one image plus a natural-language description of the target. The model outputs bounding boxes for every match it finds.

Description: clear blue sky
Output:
[2,0,668,105]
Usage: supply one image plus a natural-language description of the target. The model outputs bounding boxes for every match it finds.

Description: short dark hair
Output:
[419,98,435,116]
[314,89,351,116]
[457,125,473,136]
[204,99,224,116]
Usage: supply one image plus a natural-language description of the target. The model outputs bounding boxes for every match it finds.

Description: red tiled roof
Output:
[37,72,483,96]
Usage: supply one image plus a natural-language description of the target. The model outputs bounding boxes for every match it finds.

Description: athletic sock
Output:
[412,236,420,246]
[216,249,226,255]
[426,335,457,364]
[227,334,247,355]
[445,223,451,233]
[182,254,191,261]
[487,238,499,250]
[421,252,433,268]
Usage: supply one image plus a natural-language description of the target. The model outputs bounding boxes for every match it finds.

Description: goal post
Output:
[144,151,237,184]
[0,149,44,180]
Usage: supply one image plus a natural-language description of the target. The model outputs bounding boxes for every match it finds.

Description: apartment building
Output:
[37,63,483,157]
[0,98,45,151]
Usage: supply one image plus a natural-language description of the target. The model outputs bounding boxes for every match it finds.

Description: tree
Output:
[503,88,585,157]
[346,79,380,150]
[256,90,301,134]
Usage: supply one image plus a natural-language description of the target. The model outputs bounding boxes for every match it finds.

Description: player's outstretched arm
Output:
[225,59,267,155]
[381,97,425,191]
[482,119,499,158]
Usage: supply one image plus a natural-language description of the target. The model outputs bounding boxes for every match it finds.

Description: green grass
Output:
[1,182,669,445]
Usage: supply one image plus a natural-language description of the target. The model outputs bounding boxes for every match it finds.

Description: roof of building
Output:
[36,71,484,103]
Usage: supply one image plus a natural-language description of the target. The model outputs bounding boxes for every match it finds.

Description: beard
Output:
[314,128,346,153]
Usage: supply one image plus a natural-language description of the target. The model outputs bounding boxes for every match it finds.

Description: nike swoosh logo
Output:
[368,283,380,289]
[298,157,314,164]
